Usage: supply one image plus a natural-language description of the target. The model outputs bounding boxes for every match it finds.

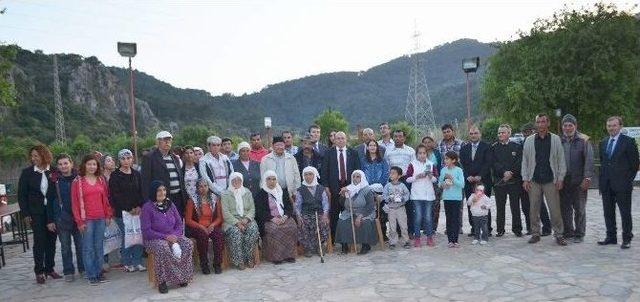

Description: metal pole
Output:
[465,72,472,131]
[129,57,138,164]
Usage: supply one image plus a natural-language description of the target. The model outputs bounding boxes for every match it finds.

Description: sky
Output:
[0,0,636,96]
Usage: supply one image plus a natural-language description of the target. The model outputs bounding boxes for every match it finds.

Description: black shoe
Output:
[621,242,631,249]
[468,232,476,237]
[273,261,283,265]
[341,244,349,254]
[573,237,583,243]
[202,267,211,275]
[556,236,568,246]
[159,282,168,294]
[213,265,222,274]
[525,231,532,236]
[514,231,523,237]
[285,258,296,263]
[496,231,505,237]
[597,238,617,245]
[179,283,188,287]
[528,235,540,244]
[357,244,371,255]
[488,233,492,237]
[541,230,551,237]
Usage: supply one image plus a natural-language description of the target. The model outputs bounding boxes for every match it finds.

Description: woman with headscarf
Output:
[295,166,330,257]
[221,172,259,270]
[184,178,224,275]
[141,181,194,294]
[335,170,377,255]
[255,170,298,264]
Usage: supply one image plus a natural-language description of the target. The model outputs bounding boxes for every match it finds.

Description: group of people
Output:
[16,113,638,294]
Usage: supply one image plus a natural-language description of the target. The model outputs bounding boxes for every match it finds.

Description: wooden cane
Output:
[348,195,357,253]
[315,211,325,263]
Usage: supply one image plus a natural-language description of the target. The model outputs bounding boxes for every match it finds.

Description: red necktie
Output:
[339,148,346,183]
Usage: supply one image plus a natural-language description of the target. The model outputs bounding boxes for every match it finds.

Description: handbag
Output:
[122,211,143,248]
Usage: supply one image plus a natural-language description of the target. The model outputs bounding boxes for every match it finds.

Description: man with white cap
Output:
[232,141,261,196]
[141,130,187,216]
[199,136,234,198]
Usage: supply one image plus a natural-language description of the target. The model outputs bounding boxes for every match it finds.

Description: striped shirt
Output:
[163,155,181,194]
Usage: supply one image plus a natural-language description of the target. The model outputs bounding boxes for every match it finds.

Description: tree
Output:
[314,109,349,144]
[389,121,417,145]
[174,125,216,148]
[0,44,17,107]
[481,3,640,140]
[479,118,502,144]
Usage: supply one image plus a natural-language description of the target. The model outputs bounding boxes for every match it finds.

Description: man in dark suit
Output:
[295,134,323,181]
[141,131,187,216]
[321,131,361,249]
[597,116,639,249]
[309,124,329,157]
[460,126,493,237]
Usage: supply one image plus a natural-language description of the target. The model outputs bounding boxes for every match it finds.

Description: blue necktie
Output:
[606,138,615,159]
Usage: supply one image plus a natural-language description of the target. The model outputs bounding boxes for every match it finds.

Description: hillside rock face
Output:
[67,60,158,129]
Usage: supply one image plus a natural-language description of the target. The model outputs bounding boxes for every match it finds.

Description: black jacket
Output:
[460,141,493,190]
[321,146,361,194]
[18,165,52,217]
[141,148,186,201]
[490,141,523,184]
[599,134,639,193]
[231,159,261,197]
[254,188,294,236]
[108,169,144,218]
[295,149,323,181]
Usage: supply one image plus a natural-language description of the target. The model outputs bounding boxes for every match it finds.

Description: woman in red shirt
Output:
[71,155,112,285]
[185,179,224,275]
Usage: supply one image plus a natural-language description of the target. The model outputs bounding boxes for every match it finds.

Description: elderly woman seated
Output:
[185,179,224,275]
[141,181,194,294]
[221,172,260,270]
[255,170,298,264]
[334,170,377,255]
[294,166,330,257]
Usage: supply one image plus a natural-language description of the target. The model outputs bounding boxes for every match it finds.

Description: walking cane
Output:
[348,195,357,253]
[315,211,325,263]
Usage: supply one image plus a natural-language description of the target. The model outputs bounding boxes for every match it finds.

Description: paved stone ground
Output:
[1,189,639,302]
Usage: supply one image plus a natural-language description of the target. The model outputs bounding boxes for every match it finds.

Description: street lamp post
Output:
[462,57,480,132]
[117,42,138,164]
[264,117,272,149]
[555,108,562,134]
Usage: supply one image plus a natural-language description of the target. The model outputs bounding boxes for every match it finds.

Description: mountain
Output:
[0,39,496,142]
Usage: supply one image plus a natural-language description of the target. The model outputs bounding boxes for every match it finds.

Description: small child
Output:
[466,185,492,245]
[438,151,465,248]
[382,166,411,249]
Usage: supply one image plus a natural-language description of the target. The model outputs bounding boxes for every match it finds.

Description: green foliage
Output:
[0,44,17,107]
[0,135,39,164]
[313,109,349,144]
[389,121,417,144]
[481,3,640,141]
[173,125,216,148]
[479,118,502,143]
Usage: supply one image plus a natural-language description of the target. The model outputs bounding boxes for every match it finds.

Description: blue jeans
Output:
[115,217,143,266]
[81,219,105,279]
[412,200,434,237]
[58,227,84,275]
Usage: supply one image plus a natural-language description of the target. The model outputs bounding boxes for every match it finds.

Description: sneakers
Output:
[413,238,421,247]
[454,243,460,248]
[448,242,455,248]
[426,236,434,247]
[480,240,487,245]
[136,264,147,272]
[123,265,136,273]
[472,240,479,245]
[64,274,75,282]
[88,278,100,286]
[403,242,411,249]
[98,274,109,283]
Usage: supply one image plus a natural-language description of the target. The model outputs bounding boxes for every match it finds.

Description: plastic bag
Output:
[103,222,122,255]
[123,211,143,248]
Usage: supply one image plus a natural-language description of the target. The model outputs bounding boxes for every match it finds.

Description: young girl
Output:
[466,184,492,245]
[438,151,465,248]
[406,144,438,247]
[71,154,112,285]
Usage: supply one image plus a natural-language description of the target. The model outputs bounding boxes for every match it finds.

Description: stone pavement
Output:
[1,189,639,302]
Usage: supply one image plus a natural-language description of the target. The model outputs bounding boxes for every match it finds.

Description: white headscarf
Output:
[346,170,369,198]
[301,166,320,187]
[261,170,284,216]
[228,172,247,216]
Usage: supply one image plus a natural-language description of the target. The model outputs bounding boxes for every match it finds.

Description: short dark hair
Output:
[55,153,73,163]
[221,137,232,144]
[535,113,549,121]
[389,166,403,176]
[183,145,194,151]
[444,151,458,162]
[78,154,101,177]
[441,124,454,131]
[379,122,389,127]
[281,130,293,136]
[393,129,406,136]
[308,124,320,132]
[415,144,429,154]
[250,132,261,139]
